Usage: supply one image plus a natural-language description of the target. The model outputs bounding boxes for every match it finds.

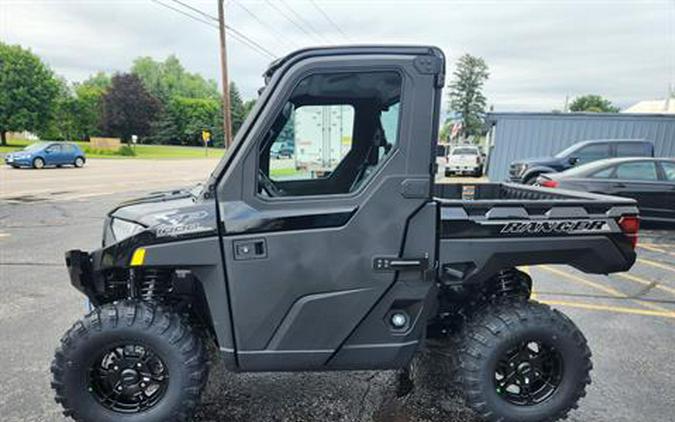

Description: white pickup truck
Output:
[445,145,484,177]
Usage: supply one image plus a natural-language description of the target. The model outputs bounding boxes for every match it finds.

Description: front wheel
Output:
[33,157,45,169]
[74,156,85,168]
[51,301,209,422]
[456,300,591,422]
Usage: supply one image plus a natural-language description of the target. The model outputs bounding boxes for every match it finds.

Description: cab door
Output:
[216,48,443,371]
[608,160,663,221]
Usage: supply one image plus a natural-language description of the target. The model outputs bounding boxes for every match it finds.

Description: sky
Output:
[1,0,674,113]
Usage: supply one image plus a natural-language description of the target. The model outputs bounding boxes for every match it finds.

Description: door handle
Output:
[373,256,429,271]
[612,183,626,188]
[233,239,267,260]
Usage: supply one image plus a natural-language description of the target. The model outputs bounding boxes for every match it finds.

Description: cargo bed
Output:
[434,183,639,286]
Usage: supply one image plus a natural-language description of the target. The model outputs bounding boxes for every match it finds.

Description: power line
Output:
[164,0,214,21]
[150,0,277,59]
[308,0,349,42]
[263,0,321,43]
[150,0,216,29]
[166,0,278,58]
[231,0,300,50]
[278,0,332,44]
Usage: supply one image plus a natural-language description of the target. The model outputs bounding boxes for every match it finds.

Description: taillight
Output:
[476,156,480,164]
[540,179,559,188]
[618,216,640,248]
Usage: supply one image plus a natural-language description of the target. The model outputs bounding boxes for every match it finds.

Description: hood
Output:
[110,185,212,227]
[512,156,562,167]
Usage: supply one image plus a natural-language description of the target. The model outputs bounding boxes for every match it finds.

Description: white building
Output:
[623,98,675,114]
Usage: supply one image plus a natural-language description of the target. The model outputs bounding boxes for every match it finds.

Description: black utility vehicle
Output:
[53,46,640,422]
[509,139,654,184]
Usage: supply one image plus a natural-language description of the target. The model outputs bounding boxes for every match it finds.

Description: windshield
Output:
[23,143,47,152]
[554,143,582,158]
[452,147,479,155]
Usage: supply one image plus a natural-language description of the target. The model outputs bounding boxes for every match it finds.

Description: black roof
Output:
[263,45,444,80]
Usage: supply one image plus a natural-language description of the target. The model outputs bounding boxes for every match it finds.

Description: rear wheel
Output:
[456,300,591,422]
[32,157,45,169]
[74,156,85,168]
[51,300,209,422]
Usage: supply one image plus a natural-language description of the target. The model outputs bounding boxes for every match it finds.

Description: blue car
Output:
[4,142,86,169]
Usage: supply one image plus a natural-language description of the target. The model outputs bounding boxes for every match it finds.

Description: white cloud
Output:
[1,0,673,111]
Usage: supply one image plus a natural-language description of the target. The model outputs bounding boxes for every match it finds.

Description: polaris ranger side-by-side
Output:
[52,46,640,422]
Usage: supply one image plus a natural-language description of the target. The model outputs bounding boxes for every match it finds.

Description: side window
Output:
[590,166,615,178]
[615,161,658,181]
[660,161,675,181]
[269,104,355,182]
[380,103,400,147]
[46,144,61,153]
[574,143,609,165]
[258,71,402,197]
[616,143,650,157]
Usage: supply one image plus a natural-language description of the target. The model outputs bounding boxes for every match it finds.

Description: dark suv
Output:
[509,139,654,184]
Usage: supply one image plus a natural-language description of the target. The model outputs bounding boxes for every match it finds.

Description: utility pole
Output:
[218,0,233,148]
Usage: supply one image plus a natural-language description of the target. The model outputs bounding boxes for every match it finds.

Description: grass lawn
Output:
[0,139,226,160]
[269,167,302,178]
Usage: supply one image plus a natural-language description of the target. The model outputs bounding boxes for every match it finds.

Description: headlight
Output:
[110,218,145,242]
[515,163,528,175]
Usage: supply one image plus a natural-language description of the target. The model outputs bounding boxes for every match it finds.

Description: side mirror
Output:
[568,156,579,165]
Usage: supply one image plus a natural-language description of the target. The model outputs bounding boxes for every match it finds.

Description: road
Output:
[1,159,674,421]
[0,158,220,202]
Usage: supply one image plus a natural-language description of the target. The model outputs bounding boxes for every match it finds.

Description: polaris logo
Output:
[499,219,611,235]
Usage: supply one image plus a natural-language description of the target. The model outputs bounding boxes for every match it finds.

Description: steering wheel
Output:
[258,169,284,197]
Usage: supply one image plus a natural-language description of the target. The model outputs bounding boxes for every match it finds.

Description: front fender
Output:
[140,237,236,368]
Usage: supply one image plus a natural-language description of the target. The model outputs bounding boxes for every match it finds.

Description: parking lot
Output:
[1,159,674,422]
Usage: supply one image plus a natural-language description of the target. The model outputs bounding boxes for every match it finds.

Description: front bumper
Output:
[65,249,96,298]
[5,156,31,166]
[446,165,480,174]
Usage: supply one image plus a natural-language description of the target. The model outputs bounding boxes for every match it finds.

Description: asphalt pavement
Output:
[1,160,674,422]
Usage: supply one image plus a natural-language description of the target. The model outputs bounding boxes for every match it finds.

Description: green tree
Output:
[38,77,79,140]
[447,54,489,139]
[149,97,221,146]
[569,95,620,113]
[0,43,60,145]
[229,82,246,136]
[72,72,111,139]
[132,55,219,102]
[101,73,162,142]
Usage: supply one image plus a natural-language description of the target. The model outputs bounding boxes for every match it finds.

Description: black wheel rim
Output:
[88,344,169,413]
[494,340,563,406]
